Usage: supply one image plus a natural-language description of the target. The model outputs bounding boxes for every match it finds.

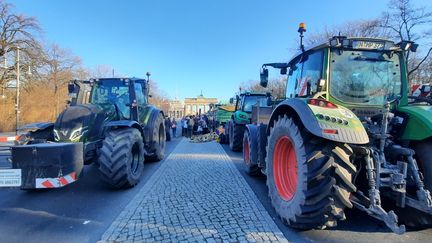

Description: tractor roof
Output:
[288,36,399,65]
[240,91,270,96]
[93,77,147,83]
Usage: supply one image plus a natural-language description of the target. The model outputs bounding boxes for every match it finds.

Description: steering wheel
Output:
[312,91,327,100]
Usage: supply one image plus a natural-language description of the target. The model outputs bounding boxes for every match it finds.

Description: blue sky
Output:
[10,0,432,101]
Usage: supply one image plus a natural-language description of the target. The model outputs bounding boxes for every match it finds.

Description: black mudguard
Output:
[105,120,144,137]
[20,122,54,132]
[11,142,84,189]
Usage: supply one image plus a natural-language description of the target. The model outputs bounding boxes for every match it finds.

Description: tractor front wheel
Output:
[98,128,145,189]
[266,115,356,229]
[229,123,244,152]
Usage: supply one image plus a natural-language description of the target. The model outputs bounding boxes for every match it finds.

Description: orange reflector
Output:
[323,129,338,134]
[299,22,306,29]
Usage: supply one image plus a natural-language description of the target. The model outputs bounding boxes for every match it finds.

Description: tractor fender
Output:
[233,111,250,125]
[104,120,145,140]
[397,106,432,141]
[20,122,54,132]
[267,99,369,145]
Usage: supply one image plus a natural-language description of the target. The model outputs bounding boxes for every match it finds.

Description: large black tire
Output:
[229,123,245,152]
[243,129,260,175]
[98,128,145,189]
[146,113,166,161]
[266,115,356,229]
[397,140,432,228]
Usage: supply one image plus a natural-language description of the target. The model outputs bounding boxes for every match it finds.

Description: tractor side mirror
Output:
[260,67,269,88]
[229,97,234,104]
[68,82,75,94]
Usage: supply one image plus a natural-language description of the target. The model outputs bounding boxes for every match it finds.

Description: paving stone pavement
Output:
[100,138,288,242]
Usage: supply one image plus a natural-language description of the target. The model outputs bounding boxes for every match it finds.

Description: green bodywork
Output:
[233,111,250,125]
[216,107,233,123]
[398,105,432,140]
[307,103,365,132]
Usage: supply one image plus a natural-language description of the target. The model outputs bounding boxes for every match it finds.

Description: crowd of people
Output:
[164,114,216,139]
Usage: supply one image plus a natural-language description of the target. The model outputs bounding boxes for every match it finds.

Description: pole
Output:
[15,47,20,135]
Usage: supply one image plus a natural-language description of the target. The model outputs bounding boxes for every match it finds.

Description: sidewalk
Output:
[100,138,288,242]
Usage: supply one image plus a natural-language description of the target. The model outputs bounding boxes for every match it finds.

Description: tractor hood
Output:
[54,104,107,142]
[398,105,432,141]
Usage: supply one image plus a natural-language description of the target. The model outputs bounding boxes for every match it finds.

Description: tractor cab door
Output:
[133,82,147,121]
[286,50,324,99]
[236,95,244,112]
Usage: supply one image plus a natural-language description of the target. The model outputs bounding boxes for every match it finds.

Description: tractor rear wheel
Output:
[398,140,432,228]
[229,123,244,152]
[243,129,260,175]
[98,128,145,189]
[266,115,356,229]
[146,113,166,161]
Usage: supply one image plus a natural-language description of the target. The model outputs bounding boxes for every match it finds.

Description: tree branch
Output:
[409,47,432,76]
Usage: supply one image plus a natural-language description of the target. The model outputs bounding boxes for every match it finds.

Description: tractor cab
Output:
[233,92,270,114]
[68,78,149,122]
[261,36,414,118]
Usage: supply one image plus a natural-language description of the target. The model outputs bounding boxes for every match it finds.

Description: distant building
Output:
[184,93,217,116]
[167,99,184,119]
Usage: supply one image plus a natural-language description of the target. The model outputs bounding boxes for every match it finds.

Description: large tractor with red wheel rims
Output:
[2,77,166,190]
[243,23,432,234]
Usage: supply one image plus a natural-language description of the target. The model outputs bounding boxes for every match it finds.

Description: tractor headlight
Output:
[53,129,60,141]
[70,127,88,141]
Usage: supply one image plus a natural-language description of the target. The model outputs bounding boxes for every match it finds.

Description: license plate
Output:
[0,169,21,187]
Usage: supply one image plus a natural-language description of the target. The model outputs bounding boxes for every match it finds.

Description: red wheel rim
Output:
[244,139,250,165]
[273,136,298,201]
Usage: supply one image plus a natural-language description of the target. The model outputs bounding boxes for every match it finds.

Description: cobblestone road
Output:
[100,138,288,242]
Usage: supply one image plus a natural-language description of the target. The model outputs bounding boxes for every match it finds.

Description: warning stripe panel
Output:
[35,172,78,189]
[0,136,18,142]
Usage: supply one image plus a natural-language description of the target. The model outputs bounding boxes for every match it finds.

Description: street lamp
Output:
[13,47,21,135]
[146,72,151,83]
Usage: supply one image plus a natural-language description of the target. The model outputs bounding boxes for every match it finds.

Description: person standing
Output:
[187,116,195,138]
[165,117,172,141]
[182,117,188,136]
[171,117,177,138]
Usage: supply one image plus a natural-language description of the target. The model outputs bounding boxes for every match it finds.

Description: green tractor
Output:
[8,77,165,189]
[226,91,270,151]
[244,24,432,234]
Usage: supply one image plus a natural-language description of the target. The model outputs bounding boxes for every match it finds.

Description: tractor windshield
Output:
[329,49,402,105]
[90,80,131,119]
[243,95,267,112]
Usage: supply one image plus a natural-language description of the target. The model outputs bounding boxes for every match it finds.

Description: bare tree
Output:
[91,64,117,78]
[304,20,389,47]
[40,43,82,118]
[0,1,42,88]
[148,79,170,113]
[240,77,287,99]
[380,0,432,78]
